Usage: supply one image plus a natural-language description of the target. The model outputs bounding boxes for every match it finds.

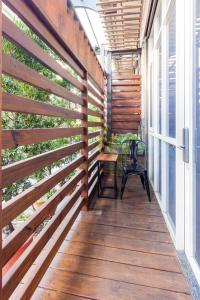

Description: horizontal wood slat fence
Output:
[112,73,141,134]
[0,0,105,298]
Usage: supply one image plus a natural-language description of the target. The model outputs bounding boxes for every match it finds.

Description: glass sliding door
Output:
[167,7,176,138]
[195,0,200,266]
[166,3,177,231]
[168,144,176,227]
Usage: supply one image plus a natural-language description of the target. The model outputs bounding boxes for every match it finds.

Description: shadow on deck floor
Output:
[25,177,192,299]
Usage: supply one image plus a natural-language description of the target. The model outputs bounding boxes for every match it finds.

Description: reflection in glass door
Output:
[195,0,200,267]
[166,4,176,230]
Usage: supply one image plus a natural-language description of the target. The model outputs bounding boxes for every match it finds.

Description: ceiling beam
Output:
[97,4,143,13]
[100,11,142,18]
[97,0,142,6]
[102,17,141,23]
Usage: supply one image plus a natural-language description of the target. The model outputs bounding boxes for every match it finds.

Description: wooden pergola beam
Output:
[97,0,142,6]
[100,11,142,18]
[102,17,141,23]
[97,4,143,13]
[104,24,140,29]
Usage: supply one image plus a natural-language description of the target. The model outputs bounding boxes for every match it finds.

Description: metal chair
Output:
[120,139,151,202]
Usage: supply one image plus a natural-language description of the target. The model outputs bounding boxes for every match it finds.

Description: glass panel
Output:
[158,43,162,134]
[167,7,176,138]
[195,0,200,266]
[150,65,153,127]
[158,140,162,197]
[168,144,176,228]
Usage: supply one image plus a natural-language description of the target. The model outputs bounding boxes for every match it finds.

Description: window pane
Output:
[195,0,200,266]
[150,65,153,127]
[168,7,176,138]
[158,140,162,197]
[168,144,176,228]
[158,44,162,134]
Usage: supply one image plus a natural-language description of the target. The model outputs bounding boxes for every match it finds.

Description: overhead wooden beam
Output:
[105,28,140,33]
[102,17,141,23]
[97,4,143,13]
[103,23,141,29]
[97,0,142,6]
[100,11,142,18]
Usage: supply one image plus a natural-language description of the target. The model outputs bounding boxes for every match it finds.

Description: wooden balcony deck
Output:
[25,177,191,300]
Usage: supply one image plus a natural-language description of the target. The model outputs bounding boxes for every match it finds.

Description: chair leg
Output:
[144,170,151,202]
[140,175,145,190]
[121,174,128,199]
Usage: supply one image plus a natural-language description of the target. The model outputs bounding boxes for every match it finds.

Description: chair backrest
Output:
[121,139,147,169]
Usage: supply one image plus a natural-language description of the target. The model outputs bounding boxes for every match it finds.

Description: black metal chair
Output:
[120,139,151,202]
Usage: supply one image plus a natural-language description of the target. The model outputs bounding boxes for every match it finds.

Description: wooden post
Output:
[81,70,89,209]
[0,1,2,297]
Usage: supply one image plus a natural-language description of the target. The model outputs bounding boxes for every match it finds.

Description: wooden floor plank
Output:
[66,229,176,256]
[15,176,191,300]
[77,212,169,233]
[58,240,181,272]
[71,221,173,243]
[94,198,162,216]
[38,268,191,300]
[31,288,93,300]
[48,253,190,293]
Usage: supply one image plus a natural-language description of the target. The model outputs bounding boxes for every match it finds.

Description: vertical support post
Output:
[0,1,2,297]
[107,51,112,140]
[81,70,89,209]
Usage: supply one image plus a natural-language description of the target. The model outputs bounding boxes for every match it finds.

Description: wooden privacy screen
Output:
[0,0,105,298]
[111,73,141,134]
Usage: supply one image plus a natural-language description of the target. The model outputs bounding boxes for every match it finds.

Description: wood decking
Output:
[29,177,191,300]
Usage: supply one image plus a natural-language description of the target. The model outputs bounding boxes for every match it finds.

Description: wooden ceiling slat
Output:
[102,17,141,23]
[97,4,143,13]
[100,11,142,18]
[97,0,142,6]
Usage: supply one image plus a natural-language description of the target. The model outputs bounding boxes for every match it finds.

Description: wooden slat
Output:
[88,149,99,164]
[3,127,84,149]
[29,0,104,89]
[88,161,98,177]
[14,198,85,300]
[88,84,104,103]
[88,95,104,111]
[88,122,103,127]
[2,156,84,227]
[97,0,142,6]
[88,131,101,140]
[2,188,84,300]
[2,92,82,119]
[102,17,141,24]
[3,0,84,77]
[100,11,142,18]
[2,15,84,91]
[88,141,99,152]
[2,54,83,106]
[2,171,84,267]
[88,169,98,189]
[98,4,142,13]
[2,141,84,188]
[88,109,103,118]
